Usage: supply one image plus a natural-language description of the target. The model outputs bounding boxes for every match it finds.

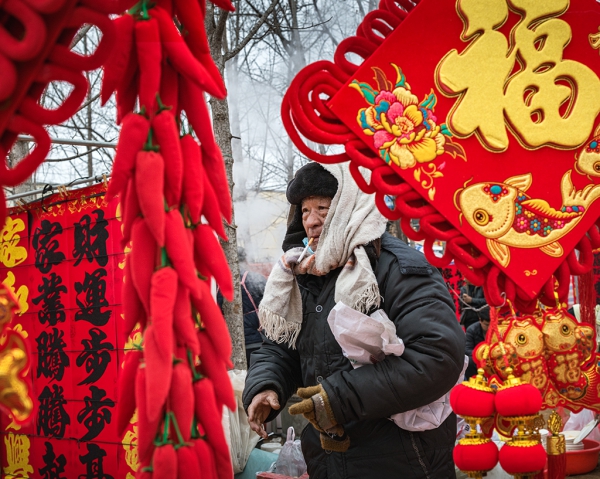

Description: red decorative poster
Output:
[0,184,137,478]
[284,0,600,309]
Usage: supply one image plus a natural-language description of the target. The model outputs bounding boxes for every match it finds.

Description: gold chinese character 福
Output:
[437,0,600,151]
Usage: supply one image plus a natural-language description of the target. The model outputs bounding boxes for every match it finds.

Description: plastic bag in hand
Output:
[275,427,307,477]
[327,302,467,432]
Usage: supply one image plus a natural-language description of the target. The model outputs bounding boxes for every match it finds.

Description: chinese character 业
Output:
[32,273,67,326]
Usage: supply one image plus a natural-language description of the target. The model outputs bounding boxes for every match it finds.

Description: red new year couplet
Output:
[285,0,600,307]
[0,184,138,478]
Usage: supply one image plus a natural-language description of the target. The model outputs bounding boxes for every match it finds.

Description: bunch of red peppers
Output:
[103,0,237,477]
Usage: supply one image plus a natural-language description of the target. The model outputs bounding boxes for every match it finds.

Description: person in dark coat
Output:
[217,247,266,367]
[459,278,488,329]
[242,162,466,479]
[464,309,490,379]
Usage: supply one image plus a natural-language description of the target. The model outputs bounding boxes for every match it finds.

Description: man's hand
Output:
[247,390,280,439]
[462,293,472,304]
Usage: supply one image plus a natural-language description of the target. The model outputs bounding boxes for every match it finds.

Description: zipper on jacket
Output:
[410,432,431,479]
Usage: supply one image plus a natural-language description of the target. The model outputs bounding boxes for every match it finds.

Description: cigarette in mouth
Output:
[297,237,314,263]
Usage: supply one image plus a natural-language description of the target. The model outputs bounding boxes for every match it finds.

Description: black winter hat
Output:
[286,162,338,206]
[282,162,338,252]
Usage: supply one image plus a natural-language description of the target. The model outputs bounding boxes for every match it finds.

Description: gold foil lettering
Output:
[437,0,600,151]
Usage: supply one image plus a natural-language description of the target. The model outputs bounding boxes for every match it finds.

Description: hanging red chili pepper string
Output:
[105,1,236,477]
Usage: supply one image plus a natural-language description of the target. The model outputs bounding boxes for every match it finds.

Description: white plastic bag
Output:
[564,408,600,442]
[327,302,467,432]
[275,427,307,477]
[222,369,261,474]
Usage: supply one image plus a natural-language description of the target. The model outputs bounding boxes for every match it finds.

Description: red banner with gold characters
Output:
[0,184,139,478]
[283,0,600,310]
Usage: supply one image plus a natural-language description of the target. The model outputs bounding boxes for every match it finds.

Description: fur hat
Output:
[282,163,338,252]
[286,162,338,206]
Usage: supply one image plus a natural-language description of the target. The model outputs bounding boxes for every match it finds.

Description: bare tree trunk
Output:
[208,5,246,370]
[227,57,247,202]
[8,141,32,196]
[85,36,93,183]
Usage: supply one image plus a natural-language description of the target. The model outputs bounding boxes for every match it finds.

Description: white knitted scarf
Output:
[259,163,388,348]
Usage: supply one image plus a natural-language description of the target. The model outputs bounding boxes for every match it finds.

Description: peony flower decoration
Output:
[351,64,465,170]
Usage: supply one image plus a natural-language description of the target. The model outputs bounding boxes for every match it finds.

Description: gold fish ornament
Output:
[457,171,600,267]
[575,124,600,178]
[474,309,600,411]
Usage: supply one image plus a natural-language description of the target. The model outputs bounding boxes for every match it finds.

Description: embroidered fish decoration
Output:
[457,171,600,267]
[575,125,600,177]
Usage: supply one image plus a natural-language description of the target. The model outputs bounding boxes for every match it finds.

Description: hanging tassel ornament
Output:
[546,411,566,479]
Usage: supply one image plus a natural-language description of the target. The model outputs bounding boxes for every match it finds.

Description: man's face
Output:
[301,196,332,251]
[480,320,490,333]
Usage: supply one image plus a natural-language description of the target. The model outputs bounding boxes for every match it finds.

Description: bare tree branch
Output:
[225,0,280,61]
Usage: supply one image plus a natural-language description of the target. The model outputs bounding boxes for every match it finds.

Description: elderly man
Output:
[242,162,465,479]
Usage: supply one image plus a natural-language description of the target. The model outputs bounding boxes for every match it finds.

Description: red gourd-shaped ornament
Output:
[496,367,546,479]
[450,368,499,478]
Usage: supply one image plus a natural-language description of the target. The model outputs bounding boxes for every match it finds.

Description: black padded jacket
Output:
[242,233,465,479]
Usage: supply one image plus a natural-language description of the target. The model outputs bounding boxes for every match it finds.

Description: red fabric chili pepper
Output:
[202,174,227,240]
[121,179,141,249]
[180,134,204,225]
[153,443,178,477]
[179,76,232,223]
[136,150,165,247]
[177,446,202,479]
[151,6,225,99]
[194,438,218,479]
[136,365,159,466]
[101,14,135,105]
[197,331,236,411]
[152,110,183,208]
[170,360,194,442]
[130,218,158,315]
[156,0,174,15]
[145,267,178,421]
[164,210,201,297]
[192,224,233,301]
[0,0,46,61]
[191,282,232,362]
[135,17,162,114]
[116,71,139,125]
[173,284,200,357]
[81,0,138,14]
[121,258,146,346]
[135,470,152,479]
[173,0,226,98]
[114,33,139,112]
[159,62,179,115]
[107,113,150,201]
[194,377,233,479]
[117,349,142,436]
